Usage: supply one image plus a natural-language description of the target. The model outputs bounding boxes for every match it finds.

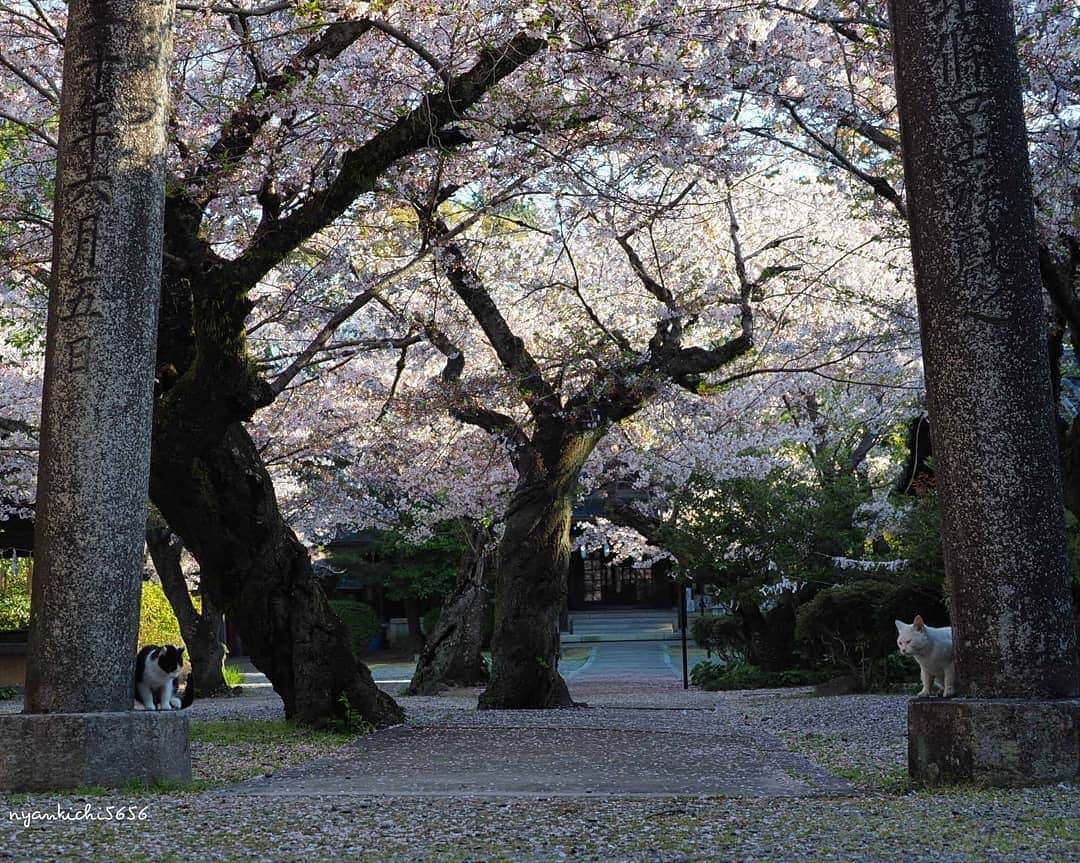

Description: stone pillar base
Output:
[0,711,191,791]
[908,698,1080,786]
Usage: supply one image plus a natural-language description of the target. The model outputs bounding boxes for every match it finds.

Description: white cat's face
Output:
[895,620,927,656]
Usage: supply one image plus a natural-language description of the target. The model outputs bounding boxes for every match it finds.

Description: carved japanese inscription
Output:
[889,0,1079,700]
[26,0,176,714]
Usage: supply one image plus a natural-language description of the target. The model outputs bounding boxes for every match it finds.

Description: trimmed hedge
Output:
[690,660,829,691]
[794,578,947,691]
[139,580,184,648]
[329,599,381,656]
[690,613,743,660]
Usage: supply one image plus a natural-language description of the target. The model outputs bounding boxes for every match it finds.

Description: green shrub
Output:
[690,660,828,691]
[1064,510,1080,608]
[0,558,31,631]
[329,599,381,656]
[690,613,743,662]
[421,606,441,636]
[139,581,184,648]
[794,579,926,691]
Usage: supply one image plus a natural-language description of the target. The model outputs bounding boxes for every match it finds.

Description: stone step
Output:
[564,607,685,642]
[561,632,683,643]
[571,626,675,636]
[569,613,676,623]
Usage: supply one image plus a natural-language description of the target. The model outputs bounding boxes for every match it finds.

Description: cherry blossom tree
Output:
[4,0,1070,719]
[266,164,918,707]
[0,0,760,721]
[734,0,1079,502]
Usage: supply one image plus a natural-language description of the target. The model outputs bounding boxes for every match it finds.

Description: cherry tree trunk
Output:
[150,421,403,727]
[478,484,574,709]
[145,510,228,696]
[890,0,1079,698]
[479,431,599,710]
[408,524,494,695]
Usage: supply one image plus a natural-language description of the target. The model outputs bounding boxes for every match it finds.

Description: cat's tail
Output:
[180,676,195,708]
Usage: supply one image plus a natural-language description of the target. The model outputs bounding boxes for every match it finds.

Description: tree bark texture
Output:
[25,0,174,713]
[408,524,495,695]
[150,422,403,727]
[889,0,1079,697]
[403,597,424,652]
[479,431,600,710]
[145,509,228,696]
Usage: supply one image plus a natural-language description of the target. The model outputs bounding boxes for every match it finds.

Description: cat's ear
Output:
[895,619,905,632]
[913,615,925,630]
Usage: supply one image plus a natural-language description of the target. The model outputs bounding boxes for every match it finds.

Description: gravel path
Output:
[1,684,1077,862]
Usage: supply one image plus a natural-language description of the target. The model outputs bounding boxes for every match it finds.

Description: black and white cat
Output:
[134,644,194,710]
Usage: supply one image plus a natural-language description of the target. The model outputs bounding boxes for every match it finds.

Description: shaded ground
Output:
[1,649,1077,862]
[225,695,850,798]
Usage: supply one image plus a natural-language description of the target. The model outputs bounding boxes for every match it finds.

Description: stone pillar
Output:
[889,0,1079,784]
[0,0,189,790]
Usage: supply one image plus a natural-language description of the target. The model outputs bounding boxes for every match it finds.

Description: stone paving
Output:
[566,641,675,681]
[224,643,850,800]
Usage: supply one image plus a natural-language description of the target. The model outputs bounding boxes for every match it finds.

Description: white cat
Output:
[895,615,956,697]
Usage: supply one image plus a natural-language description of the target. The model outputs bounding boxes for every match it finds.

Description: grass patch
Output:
[220,664,244,688]
[188,719,353,746]
[186,718,365,787]
[832,763,912,793]
[68,778,223,796]
[561,646,593,663]
[690,660,830,690]
[784,731,912,793]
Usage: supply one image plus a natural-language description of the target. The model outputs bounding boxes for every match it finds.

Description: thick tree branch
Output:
[839,113,900,153]
[366,18,450,84]
[0,109,57,148]
[1040,242,1080,356]
[0,51,57,105]
[176,1,292,16]
[376,342,411,422]
[431,222,562,423]
[771,3,884,42]
[780,98,908,219]
[193,19,375,195]
[225,32,547,288]
[268,288,377,394]
[561,187,762,426]
[269,179,529,393]
[423,321,529,449]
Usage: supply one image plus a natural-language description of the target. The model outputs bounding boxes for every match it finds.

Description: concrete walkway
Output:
[565,640,694,681]
[230,640,704,691]
[229,658,418,689]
